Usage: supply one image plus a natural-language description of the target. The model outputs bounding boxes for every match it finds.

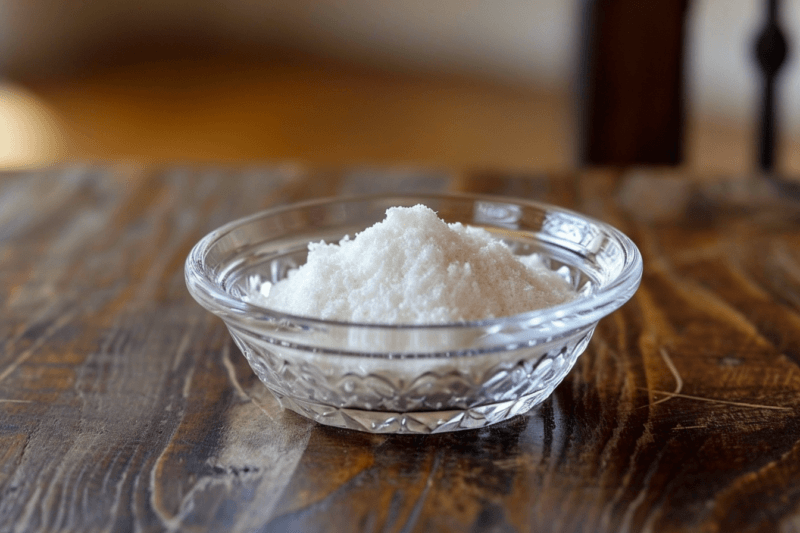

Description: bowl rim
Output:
[185,192,642,332]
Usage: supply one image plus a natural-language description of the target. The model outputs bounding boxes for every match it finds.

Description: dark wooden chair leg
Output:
[578,0,690,166]
[754,0,789,172]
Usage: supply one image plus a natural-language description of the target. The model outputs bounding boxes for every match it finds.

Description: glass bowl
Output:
[185,194,642,434]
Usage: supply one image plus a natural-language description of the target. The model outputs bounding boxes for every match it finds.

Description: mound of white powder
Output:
[246,205,575,324]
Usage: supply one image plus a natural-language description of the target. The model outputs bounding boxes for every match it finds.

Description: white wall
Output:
[1,0,797,131]
[688,0,800,132]
[221,0,578,87]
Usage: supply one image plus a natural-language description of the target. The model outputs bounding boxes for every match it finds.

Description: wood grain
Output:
[2,167,800,532]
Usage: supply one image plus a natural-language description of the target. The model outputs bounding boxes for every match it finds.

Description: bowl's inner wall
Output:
[205,197,622,295]
[191,195,636,354]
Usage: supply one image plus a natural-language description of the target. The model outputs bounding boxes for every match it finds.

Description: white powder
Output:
[246,205,575,324]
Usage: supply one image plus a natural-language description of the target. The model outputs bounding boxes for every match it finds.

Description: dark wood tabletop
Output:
[2,167,800,532]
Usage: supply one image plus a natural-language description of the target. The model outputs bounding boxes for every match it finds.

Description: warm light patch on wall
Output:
[0,85,65,170]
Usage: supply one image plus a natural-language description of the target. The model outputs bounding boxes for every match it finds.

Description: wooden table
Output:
[2,167,800,532]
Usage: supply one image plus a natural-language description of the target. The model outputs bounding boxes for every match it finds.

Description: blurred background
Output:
[1,0,798,173]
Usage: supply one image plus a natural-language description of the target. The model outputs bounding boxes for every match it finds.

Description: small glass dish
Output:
[185,194,642,434]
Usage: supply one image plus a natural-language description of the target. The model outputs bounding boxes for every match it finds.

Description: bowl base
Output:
[270,388,556,434]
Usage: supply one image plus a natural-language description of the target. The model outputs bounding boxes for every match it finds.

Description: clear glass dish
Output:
[185,194,642,434]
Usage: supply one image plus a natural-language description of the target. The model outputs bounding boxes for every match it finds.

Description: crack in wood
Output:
[0,305,82,384]
[650,348,683,407]
[397,449,442,533]
[643,390,792,412]
[221,342,249,403]
[638,329,794,414]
